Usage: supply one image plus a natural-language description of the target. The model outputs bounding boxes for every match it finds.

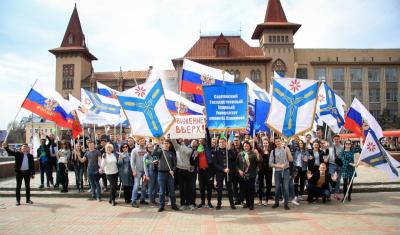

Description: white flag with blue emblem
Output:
[117,79,175,138]
[360,132,400,181]
[316,82,346,133]
[266,77,319,138]
[80,89,123,125]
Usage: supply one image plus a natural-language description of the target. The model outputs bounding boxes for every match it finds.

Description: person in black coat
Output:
[306,162,337,203]
[308,141,328,172]
[212,137,237,210]
[3,142,35,206]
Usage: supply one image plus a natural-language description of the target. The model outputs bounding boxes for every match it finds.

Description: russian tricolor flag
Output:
[181,59,234,105]
[97,81,120,99]
[164,89,204,115]
[22,81,81,137]
[344,98,383,140]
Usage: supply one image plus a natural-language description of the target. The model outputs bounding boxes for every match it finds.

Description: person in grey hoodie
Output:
[130,138,148,207]
[171,138,194,210]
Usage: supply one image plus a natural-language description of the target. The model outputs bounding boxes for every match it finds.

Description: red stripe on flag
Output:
[344,117,363,138]
[22,99,71,128]
[181,80,203,95]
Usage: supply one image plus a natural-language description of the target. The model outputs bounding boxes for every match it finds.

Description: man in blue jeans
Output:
[130,138,148,207]
[269,138,293,210]
[153,140,179,212]
[83,141,102,201]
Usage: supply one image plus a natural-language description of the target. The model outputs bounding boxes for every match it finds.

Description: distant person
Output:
[3,142,35,206]
[37,138,52,188]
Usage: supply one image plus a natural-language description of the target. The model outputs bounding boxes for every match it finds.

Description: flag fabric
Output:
[266,77,319,138]
[316,82,346,133]
[97,81,120,99]
[118,79,174,138]
[81,89,122,125]
[181,59,234,105]
[68,94,108,126]
[273,70,284,78]
[344,98,383,140]
[22,80,75,129]
[360,132,400,181]
[255,99,270,133]
[164,89,204,115]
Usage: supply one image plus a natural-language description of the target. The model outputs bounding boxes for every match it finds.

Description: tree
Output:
[6,121,25,143]
[378,108,400,130]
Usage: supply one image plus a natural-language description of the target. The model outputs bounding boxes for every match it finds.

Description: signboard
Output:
[203,83,248,130]
[168,115,206,139]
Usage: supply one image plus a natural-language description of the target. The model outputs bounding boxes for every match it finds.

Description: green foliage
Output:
[6,121,25,144]
[378,108,400,130]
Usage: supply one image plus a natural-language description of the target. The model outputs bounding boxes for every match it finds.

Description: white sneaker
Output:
[189,205,196,211]
[292,198,300,206]
[298,196,305,201]
[179,205,186,211]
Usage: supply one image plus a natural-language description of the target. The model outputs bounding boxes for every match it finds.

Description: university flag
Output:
[117,79,175,137]
[316,82,346,133]
[22,80,76,130]
[360,132,399,181]
[96,81,120,99]
[164,89,204,115]
[80,89,122,125]
[203,83,248,130]
[255,99,270,133]
[181,59,234,105]
[68,94,109,126]
[266,77,319,138]
[344,98,383,140]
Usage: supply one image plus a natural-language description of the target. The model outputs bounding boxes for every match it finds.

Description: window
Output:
[368,68,380,82]
[250,69,261,83]
[269,36,272,42]
[351,89,362,100]
[314,68,326,82]
[62,64,74,90]
[296,68,308,79]
[68,33,73,44]
[229,70,241,83]
[385,68,397,82]
[273,36,276,42]
[369,88,380,103]
[285,36,288,42]
[335,89,345,100]
[370,110,380,119]
[281,36,284,43]
[387,88,398,102]
[277,36,280,43]
[332,68,344,82]
[216,47,227,57]
[350,68,362,82]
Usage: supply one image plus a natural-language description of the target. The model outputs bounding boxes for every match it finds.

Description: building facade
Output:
[51,1,400,121]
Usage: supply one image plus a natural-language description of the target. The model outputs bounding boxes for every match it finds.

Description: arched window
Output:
[272,59,286,77]
[250,69,261,83]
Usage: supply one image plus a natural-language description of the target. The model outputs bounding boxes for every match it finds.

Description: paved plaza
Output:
[0,192,399,235]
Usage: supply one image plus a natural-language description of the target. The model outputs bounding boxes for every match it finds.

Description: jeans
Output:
[16,171,31,202]
[74,165,84,190]
[216,173,234,206]
[307,184,331,199]
[106,173,118,202]
[148,169,158,203]
[39,161,52,186]
[258,168,273,201]
[177,169,193,206]
[274,169,290,206]
[329,163,341,193]
[131,171,146,202]
[198,169,212,204]
[88,172,101,199]
[158,171,176,209]
[294,167,307,197]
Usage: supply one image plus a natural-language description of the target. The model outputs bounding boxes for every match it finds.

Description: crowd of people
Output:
[2,127,361,211]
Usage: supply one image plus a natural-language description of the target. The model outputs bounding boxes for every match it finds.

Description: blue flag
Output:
[255,99,270,133]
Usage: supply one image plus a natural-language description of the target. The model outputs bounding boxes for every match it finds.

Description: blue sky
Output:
[0,0,399,130]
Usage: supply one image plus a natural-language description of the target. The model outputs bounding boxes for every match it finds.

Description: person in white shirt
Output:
[100,143,119,206]
[57,142,71,193]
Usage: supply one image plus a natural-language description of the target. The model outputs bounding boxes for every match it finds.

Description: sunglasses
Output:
[345,142,352,145]
[122,146,128,149]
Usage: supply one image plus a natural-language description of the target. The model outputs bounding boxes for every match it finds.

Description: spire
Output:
[264,0,287,23]
[60,4,86,47]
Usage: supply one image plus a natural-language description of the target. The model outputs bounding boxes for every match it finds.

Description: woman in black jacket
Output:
[308,142,328,173]
[255,139,273,206]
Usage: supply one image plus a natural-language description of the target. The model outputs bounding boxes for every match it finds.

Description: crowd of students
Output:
[3,127,360,211]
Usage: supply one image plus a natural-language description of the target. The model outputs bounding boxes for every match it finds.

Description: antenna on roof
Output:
[239,23,242,36]
[199,24,202,37]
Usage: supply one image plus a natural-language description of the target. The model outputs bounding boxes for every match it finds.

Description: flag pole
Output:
[225,128,229,182]
[82,125,85,151]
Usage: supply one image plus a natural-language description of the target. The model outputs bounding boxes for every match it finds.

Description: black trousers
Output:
[294,167,307,197]
[39,161,52,186]
[177,169,193,206]
[343,177,353,198]
[123,186,133,203]
[59,163,68,191]
[49,157,58,185]
[198,169,212,204]
[216,173,234,206]
[258,168,273,201]
[101,174,108,188]
[240,177,256,208]
[16,170,31,202]
[106,173,118,202]
[190,172,197,206]
[232,173,241,203]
